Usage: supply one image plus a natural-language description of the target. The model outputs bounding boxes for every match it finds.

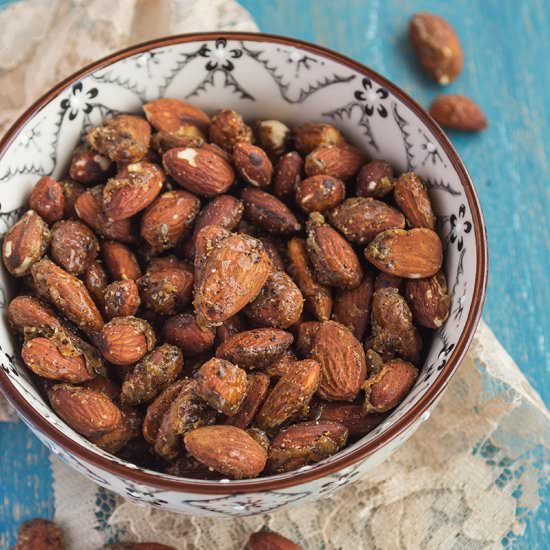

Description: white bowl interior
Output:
[0,37,480,486]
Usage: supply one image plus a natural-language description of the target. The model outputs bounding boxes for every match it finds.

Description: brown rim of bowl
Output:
[0,32,488,494]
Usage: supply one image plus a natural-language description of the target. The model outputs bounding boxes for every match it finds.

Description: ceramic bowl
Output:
[0,33,487,516]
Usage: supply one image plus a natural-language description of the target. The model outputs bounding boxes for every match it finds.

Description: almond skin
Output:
[31,258,104,336]
[50,220,99,275]
[233,142,273,187]
[294,321,321,358]
[162,313,215,356]
[184,425,267,479]
[60,179,85,218]
[12,518,65,550]
[48,384,122,437]
[7,295,63,336]
[89,405,142,454]
[216,313,247,346]
[216,328,294,368]
[226,371,270,429]
[194,357,248,416]
[120,344,183,406]
[186,194,243,257]
[429,94,487,131]
[332,273,374,340]
[375,271,403,291]
[267,420,348,473]
[365,228,443,279]
[247,531,302,550]
[287,237,333,321]
[328,197,406,244]
[103,162,165,221]
[393,172,436,229]
[21,336,93,383]
[306,212,363,288]
[194,233,271,327]
[151,128,205,155]
[367,287,422,364]
[311,321,367,401]
[293,122,345,156]
[193,225,232,286]
[295,175,346,213]
[99,316,155,366]
[363,359,419,413]
[241,187,301,235]
[317,402,385,436]
[2,210,50,277]
[138,267,194,316]
[244,270,304,329]
[273,151,303,200]
[103,279,141,319]
[256,359,320,430]
[84,261,109,307]
[356,159,395,198]
[209,109,254,153]
[261,349,297,378]
[163,145,235,197]
[29,176,65,223]
[143,98,211,134]
[409,12,463,85]
[101,240,142,281]
[304,145,366,180]
[69,143,113,185]
[87,114,151,163]
[405,270,450,328]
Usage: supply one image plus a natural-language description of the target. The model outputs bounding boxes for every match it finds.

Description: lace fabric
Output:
[0,2,548,548]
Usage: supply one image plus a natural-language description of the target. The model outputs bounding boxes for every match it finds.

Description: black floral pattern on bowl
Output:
[450,204,472,251]
[354,77,389,118]
[60,82,98,121]
[199,38,243,71]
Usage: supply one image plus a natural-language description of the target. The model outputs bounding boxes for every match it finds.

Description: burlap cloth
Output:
[0,1,548,548]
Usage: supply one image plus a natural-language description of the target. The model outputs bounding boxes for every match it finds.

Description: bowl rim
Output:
[0,31,488,495]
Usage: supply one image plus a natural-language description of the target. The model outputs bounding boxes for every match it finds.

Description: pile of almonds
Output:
[2,95,450,481]
[12,517,301,549]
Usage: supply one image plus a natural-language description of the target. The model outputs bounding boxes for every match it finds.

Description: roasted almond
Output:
[60,178,85,218]
[429,94,487,131]
[184,425,267,479]
[84,261,109,307]
[293,122,345,156]
[194,233,271,326]
[89,405,142,453]
[209,109,253,153]
[306,212,363,288]
[304,144,366,180]
[365,228,443,278]
[2,210,50,277]
[367,287,422,364]
[163,146,235,197]
[143,98,211,134]
[21,336,93,383]
[267,420,348,473]
[29,176,65,223]
[294,321,321,358]
[215,313,247,346]
[193,225,231,286]
[256,359,320,430]
[82,375,121,400]
[141,190,200,251]
[101,240,142,281]
[393,172,436,229]
[103,279,141,319]
[12,518,65,550]
[317,402,385,436]
[233,142,273,187]
[287,237,333,321]
[311,321,366,401]
[120,344,183,406]
[87,114,151,163]
[261,349,297,378]
[48,383,122,437]
[374,271,403,291]
[31,258,104,336]
[226,371,270,429]
[151,128,205,155]
[50,220,99,275]
[247,531,302,550]
[295,175,345,213]
[241,187,301,235]
[405,270,450,328]
[138,267,194,316]
[216,328,293,368]
[194,357,248,415]
[363,359,418,413]
[244,270,304,329]
[332,272,374,340]
[154,379,216,460]
[273,151,303,200]
[255,119,291,158]
[69,143,113,185]
[162,313,215,355]
[409,12,463,85]
[356,159,394,198]
[7,295,63,336]
[103,162,164,221]
[99,316,155,366]
[329,197,405,245]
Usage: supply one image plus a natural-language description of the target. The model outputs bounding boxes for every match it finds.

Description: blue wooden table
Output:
[0,0,548,547]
